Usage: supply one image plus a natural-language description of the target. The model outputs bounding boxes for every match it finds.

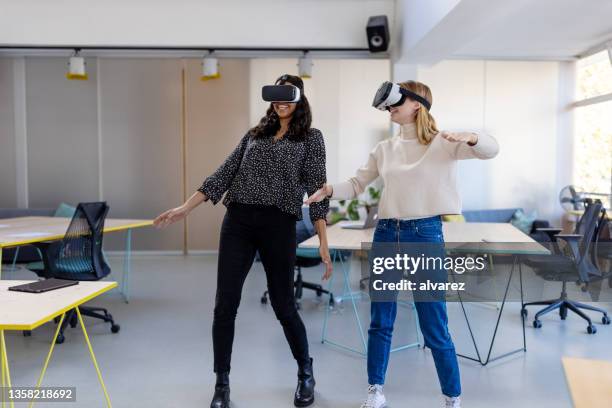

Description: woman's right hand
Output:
[153,205,189,229]
[304,184,332,205]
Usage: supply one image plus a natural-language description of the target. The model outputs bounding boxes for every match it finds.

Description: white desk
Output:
[0,281,117,407]
[300,222,550,363]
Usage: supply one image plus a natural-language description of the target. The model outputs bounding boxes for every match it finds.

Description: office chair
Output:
[521,199,610,334]
[27,202,120,344]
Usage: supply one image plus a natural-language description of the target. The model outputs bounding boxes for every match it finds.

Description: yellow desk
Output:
[0,280,117,407]
[0,216,153,302]
[300,222,550,364]
[563,357,612,408]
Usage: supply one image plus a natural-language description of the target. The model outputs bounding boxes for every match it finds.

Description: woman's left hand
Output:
[319,244,333,281]
[440,131,478,145]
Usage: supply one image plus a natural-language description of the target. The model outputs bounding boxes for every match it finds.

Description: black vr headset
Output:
[372,81,431,111]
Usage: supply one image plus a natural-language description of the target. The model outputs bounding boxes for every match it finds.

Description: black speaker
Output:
[366,15,390,53]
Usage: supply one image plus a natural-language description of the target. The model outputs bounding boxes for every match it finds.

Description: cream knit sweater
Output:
[331,122,499,219]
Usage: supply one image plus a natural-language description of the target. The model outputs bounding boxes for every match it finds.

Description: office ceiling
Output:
[453,0,612,59]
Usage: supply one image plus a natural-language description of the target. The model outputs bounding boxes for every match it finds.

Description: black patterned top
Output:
[198,128,329,224]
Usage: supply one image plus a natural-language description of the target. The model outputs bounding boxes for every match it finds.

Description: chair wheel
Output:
[111,324,120,333]
[602,315,611,325]
[260,296,268,305]
[521,308,528,318]
[587,325,597,334]
[23,330,32,337]
[56,334,65,344]
[316,290,322,297]
[560,307,568,320]
[533,320,542,329]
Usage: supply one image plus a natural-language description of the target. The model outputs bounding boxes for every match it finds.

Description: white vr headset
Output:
[372,81,431,111]
[262,85,301,103]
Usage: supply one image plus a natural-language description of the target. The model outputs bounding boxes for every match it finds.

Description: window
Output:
[574,50,612,209]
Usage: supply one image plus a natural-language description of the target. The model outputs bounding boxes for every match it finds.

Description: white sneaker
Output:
[444,395,461,408]
[360,384,386,408]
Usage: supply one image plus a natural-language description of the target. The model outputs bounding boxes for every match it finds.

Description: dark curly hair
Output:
[249,74,312,141]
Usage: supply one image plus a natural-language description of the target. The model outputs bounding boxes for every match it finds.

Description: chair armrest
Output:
[536,227,563,241]
[554,234,582,240]
[531,219,550,232]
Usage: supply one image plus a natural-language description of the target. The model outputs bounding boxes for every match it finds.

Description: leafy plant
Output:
[332,187,381,221]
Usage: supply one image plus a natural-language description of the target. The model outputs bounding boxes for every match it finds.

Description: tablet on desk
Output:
[8,279,79,294]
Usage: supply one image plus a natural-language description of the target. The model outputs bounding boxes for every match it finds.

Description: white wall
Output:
[0,0,393,49]
[0,59,17,207]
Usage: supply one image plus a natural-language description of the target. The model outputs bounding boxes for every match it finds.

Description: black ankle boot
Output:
[294,358,315,407]
[210,372,230,408]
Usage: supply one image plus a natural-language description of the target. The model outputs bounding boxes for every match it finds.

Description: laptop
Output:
[340,207,379,230]
[8,278,79,294]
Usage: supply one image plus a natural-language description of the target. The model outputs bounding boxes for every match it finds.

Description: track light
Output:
[66,49,87,80]
[298,53,313,79]
[201,53,220,81]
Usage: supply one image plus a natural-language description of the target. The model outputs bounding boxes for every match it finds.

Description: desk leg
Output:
[75,307,112,408]
[321,253,420,356]
[120,228,133,303]
[456,256,525,365]
[0,330,15,408]
[29,314,65,408]
[321,251,367,356]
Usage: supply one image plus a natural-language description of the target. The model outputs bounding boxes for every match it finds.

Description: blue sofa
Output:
[462,208,551,241]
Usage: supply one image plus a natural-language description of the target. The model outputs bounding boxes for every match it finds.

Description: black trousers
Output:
[213,202,311,373]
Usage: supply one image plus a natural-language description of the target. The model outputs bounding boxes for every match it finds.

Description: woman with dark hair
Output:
[154,74,332,408]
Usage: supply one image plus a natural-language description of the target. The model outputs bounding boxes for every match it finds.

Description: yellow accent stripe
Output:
[66,73,88,80]
[76,307,112,407]
[28,314,65,408]
[0,283,117,331]
[0,331,14,408]
[102,221,153,233]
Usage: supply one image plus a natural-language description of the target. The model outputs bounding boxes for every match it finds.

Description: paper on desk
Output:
[9,232,50,238]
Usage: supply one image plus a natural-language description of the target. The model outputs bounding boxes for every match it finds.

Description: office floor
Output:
[2,255,611,408]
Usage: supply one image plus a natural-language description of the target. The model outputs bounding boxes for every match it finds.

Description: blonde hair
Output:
[398,80,438,145]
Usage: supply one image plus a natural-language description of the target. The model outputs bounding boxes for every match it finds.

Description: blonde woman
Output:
[306,80,499,408]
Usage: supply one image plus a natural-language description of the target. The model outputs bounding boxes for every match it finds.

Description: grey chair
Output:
[521,199,611,334]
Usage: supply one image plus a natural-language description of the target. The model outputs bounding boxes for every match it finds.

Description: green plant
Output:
[337,187,381,221]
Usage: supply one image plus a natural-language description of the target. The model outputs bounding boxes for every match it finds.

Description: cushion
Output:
[54,203,76,218]
[510,209,538,234]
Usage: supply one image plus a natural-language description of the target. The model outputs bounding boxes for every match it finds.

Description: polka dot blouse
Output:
[198,128,329,224]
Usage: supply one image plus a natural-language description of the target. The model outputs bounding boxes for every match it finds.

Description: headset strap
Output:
[399,88,432,111]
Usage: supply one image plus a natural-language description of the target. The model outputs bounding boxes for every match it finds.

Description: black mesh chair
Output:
[521,199,610,334]
[28,202,120,344]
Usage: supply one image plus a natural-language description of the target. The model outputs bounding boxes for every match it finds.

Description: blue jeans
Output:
[367,216,461,398]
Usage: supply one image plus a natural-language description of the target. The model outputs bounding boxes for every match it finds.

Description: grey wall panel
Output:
[185,59,251,251]
[0,58,17,207]
[25,57,99,208]
[99,58,183,251]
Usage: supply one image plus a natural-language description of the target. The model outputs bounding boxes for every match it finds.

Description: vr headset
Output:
[262,85,301,103]
[372,81,431,111]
